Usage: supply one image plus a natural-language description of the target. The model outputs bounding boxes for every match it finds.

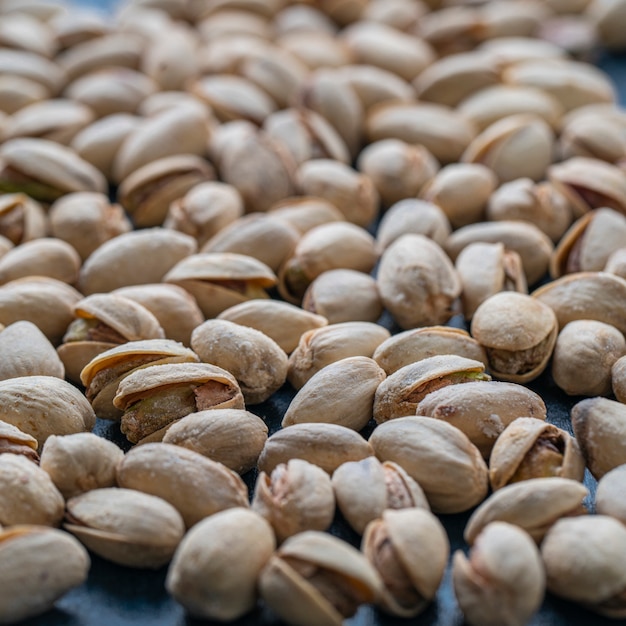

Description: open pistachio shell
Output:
[0,193,47,245]
[0,420,38,462]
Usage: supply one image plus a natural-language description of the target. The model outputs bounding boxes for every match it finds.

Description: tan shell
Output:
[269,196,344,234]
[0,193,47,245]
[0,48,65,95]
[613,355,626,402]
[0,74,48,115]
[596,465,626,526]
[0,420,38,462]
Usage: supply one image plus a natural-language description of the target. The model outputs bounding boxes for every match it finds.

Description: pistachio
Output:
[0,192,47,246]
[558,111,626,164]
[590,0,626,50]
[596,464,626,525]
[166,508,275,621]
[0,420,38,463]
[417,6,482,57]
[269,196,344,235]
[612,355,626,403]
[279,31,352,71]
[479,0,549,39]
[0,49,65,96]
[0,75,48,115]
[605,247,626,279]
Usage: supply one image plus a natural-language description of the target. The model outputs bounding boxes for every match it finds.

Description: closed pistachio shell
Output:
[605,247,626,279]
[0,193,47,245]
[279,31,352,71]
[613,355,626,402]
[269,196,344,235]
[0,74,48,115]
[0,420,38,462]
[596,465,626,525]
[0,49,65,95]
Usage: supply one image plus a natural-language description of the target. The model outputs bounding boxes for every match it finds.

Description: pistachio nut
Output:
[0,420,38,463]
[479,0,549,39]
[50,10,111,50]
[415,5,482,56]
[0,192,47,245]
[259,531,383,626]
[362,0,425,31]
[269,196,344,235]
[558,111,626,164]
[596,464,626,525]
[65,487,185,568]
[0,48,65,96]
[0,75,48,116]
[332,457,429,536]
[453,522,545,626]
[612,354,626,403]
[605,247,626,279]
[589,0,626,50]
[464,477,588,544]
[279,31,352,72]
[166,508,275,621]
[363,508,449,618]
[369,416,489,514]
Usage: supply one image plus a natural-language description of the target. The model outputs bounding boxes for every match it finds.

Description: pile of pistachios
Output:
[2,0,626,624]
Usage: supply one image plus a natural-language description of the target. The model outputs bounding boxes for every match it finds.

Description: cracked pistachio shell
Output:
[0,420,38,462]
[416,380,546,459]
[541,516,626,617]
[571,397,626,480]
[117,443,249,529]
[0,193,47,245]
[252,458,335,543]
[259,531,383,626]
[0,525,90,624]
[453,522,544,626]
[532,271,626,334]
[166,508,275,621]
[288,322,390,390]
[464,477,588,545]
[258,422,374,475]
[471,292,557,383]
[416,6,482,57]
[488,417,585,491]
[332,457,429,535]
[191,319,286,405]
[377,234,461,330]
[65,487,185,568]
[370,416,489,514]
[0,376,95,449]
[596,465,626,525]
[558,112,626,164]
[218,300,327,354]
[78,228,197,295]
[374,355,490,424]
[40,433,123,499]
[283,356,386,432]
[457,242,527,320]
[363,508,448,618]
[0,454,64,526]
[613,355,626,402]
[0,320,64,380]
[269,196,344,235]
[552,319,626,396]
[164,252,277,318]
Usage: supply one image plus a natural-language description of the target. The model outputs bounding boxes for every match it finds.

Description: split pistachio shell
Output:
[332,457,429,536]
[162,408,267,474]
[0,193,47,245]
[0,320,64,380]
[0,420,38,462]
[489,417,585,491]
[0,454,64,526]
[258,423,374,475]
[65,487,185,568]
[453,522,545,626]
[558,111,626,164]
[471,292,557,383]
[571,397,626,480]
[218,300,327,354]
[613,355,626,402]
[288,322,390,390]
[252,459,335,543]
[377,234,461,330]
[363,508,449,618]
[464,477,588,545]
[596,465,626,525]
[117,443,249,528]
[0,525,90,624]
[541,516,626,618]
[416,380,546,459]
[373,355,490,424]
[259,531,383,626]
[191,319,287,405]
[282,356,386,432]
[166,508,275,621]
[369,416,489,514]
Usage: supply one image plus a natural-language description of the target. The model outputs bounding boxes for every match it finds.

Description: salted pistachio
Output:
[489,417,585,491]
[453,522,545,626]
[377,234,461,330]
[50,9,112,50]
[362,0,426,29]
[258,422,374,475]
[446,220,553,286]
[268,197,343,236]
[471,292,557,383]
[137,90,210,117]
[259,531,383,626]
[288,322,390,390]
[532,271,626,333]
[0,193,47,245]
[332,457,429,536]
[0,12,55,58]
[464,477,588,545]
[486,178,573,243]
[376,198,451,252]
[0,525,90,623]
[252,458,335,543]
[479,0,549,39]
[302,269,382,324]
[0,420,38,462]
[420,163,498,230]
[605,247,626,279]
[273,4,337,36]
[416,380,547,459]
[537,15,600,59]
[373,326,488,375]
[558,111,626,164]
[198,34,273,77]
[0,49,65,96]
[374,355,490,424]
[278,31,352,71]
[552,319,626,396]
[590,0,626,50]
[278,222,377,304]
[356,139,439,209]
[541,516,626,618]
[0,75,48,116]
[363,508,448,618]
[571,397,626,480]
[198,8,273,41]
[218,300,327,354]
[416,5,482,57]
[78,228,197,295]
[0,454,64,526]
[0,137,106,202]
[166,508,275,620]
[596,465,626,525]
[613,355,626,402]
[65,487,184,568]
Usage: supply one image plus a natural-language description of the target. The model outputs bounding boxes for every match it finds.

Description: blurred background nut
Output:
[613,355,626,403]
[0,49,65,96]
[269,196,343,235]
[0,75,49,115]
[0,193,47,245]
[588,0,626,50]
[595,464,626,525]
[604,247,626,278]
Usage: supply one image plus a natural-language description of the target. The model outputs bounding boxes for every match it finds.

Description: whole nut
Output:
[0,193,47,246]
[605,246,626,279]
[596,464,626,525]
[0,420,38,462]
[269,196,343,235]
[612,355,626,402]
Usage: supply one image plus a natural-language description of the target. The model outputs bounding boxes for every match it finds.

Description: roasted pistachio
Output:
[269,196,343,235]
[613,355,626,403]
[596,464,626,525]
[0,420,38,463]
[0,192,47,246]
